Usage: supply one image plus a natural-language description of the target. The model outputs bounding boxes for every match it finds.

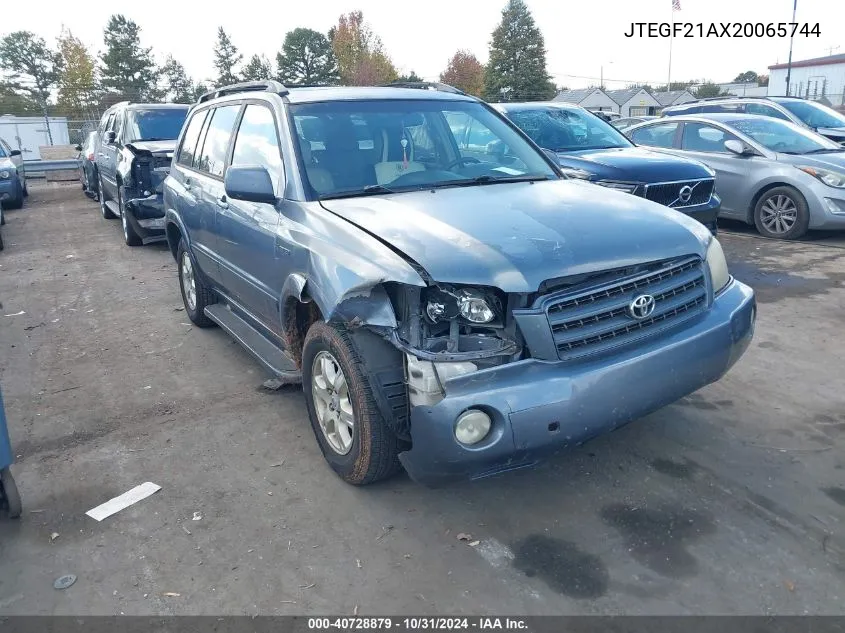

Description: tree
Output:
[483,0,555,102]
[695,82,727,98]
[0,81,41,115]
[758,74,769,87]
[329,11,397,85]
[193,81,211,101]
[654,80,695,92]
[99,15,159,101]
[439,51,485,96]
[56,29,97,119]
[732,70,759,84]
[396,70,423,83]
[161,56,195,103]
[213,27,242,87]
[276,28,339,86]
[241,54,273,82]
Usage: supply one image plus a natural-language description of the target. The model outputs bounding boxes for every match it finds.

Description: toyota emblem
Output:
[678,185,693,204]
[628,294,656,320]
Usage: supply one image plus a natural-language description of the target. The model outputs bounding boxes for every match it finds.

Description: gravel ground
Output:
[0,181,844,615]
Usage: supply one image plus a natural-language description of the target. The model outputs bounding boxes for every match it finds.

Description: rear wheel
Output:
[753,186,809,240]
[177,239,216,327]
[302,322,402,485]
[0,468,21,519]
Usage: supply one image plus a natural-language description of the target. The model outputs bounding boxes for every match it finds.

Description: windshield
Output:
[290,99,558,199]
[727,117,842,154]
[125,108,189,143]
[772,99,845,129]
[506,107,632,152]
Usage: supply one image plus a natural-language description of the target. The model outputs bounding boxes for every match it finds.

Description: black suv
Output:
[95,102,189,245]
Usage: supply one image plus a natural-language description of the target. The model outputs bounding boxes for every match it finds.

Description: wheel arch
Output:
[747,181,808,224]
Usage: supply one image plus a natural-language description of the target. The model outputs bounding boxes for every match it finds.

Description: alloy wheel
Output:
[759,194,798,235]
[311,351,355,455]
[180,252,197,312]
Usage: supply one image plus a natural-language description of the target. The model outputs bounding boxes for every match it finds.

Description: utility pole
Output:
[785,0,798,96]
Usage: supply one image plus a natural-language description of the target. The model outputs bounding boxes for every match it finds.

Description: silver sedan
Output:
[625,113,845,239]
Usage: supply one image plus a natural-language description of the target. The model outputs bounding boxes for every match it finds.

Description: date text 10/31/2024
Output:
[624,22,821,38]
[307,618,529,630]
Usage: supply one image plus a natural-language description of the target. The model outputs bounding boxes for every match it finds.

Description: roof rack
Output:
[198,80,289,104]
[383,81,466,95]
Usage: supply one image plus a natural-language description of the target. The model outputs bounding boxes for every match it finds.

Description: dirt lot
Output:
[1,182,844,615]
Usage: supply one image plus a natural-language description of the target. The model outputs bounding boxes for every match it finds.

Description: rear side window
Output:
[745,103,791,121]
[230,104,283,192]
[196,105,240,177]
[177,110,209,167]
[630,122,680,148]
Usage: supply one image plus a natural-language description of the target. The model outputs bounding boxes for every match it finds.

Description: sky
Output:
[4,0,843,91]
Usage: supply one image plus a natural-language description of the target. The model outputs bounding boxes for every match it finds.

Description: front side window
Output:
[507,107,632,152]
[681,123,739,153]
[196,105,240,177]
[630,122,680,148]
[177,109,208,168]
[773,99,845,129]
[745,103,791,121]
[0,142,6,158]
[124,107,190,143]
[726,117,842,155]
[231,104,284,192]
[290,99,557,199]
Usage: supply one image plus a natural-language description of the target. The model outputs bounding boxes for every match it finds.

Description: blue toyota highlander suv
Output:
[163,81,755,486]
[493,102,722,234]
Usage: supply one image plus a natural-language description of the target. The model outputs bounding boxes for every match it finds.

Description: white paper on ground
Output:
[86,482,162,521]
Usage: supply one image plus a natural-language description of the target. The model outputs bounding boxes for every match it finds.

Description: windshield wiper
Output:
[319,183,399,200]
[802,148,845,154]
[433,173,550,189]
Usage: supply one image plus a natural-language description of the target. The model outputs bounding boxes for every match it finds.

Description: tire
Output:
[119,187,142,246]
[22,180,28,197]
[0,468,21,519]
[0,227,4,252]
[176,238,216,327]
[99,176,116,219]
[302,322,402,485]
[6,182,23,210]
[753,186,809,240]
[0,205,5,225]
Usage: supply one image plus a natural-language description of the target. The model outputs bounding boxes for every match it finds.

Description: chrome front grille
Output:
[643,179,714,208]
[545,256,708,360]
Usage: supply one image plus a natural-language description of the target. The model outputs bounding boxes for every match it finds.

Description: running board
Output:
[105,200,120,216]
[204,304,302,383]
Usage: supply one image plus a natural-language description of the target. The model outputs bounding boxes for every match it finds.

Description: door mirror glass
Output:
[105,131,116,144]
[9,149,21,157]
[225,166,277,204]
[724,139,749,155]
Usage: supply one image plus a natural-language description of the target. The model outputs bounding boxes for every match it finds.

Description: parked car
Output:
[626,113,845,239]
[613,115,658,131]
[95,102,189,246]
[590,110,620,123]
[493,102,721,233]
[0,137,27,211]
[76,131,99,200]
[164,80,755,486]
[662,96,845,145]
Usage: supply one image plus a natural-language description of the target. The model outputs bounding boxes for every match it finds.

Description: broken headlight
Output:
[424,287,500,325]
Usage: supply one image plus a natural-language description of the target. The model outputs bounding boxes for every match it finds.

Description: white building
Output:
[768,53,845,106]
[715,82,769,97]
[605,88,662,117]
[0,115,71,160]
[552,88,617,113]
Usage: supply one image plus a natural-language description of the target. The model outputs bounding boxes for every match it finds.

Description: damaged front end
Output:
[118,144,174,235]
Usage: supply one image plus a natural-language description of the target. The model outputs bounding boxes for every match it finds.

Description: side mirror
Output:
[724,139,751,156]
[9,149,21,157]
[225,165,277,204]
[105,131,116,144]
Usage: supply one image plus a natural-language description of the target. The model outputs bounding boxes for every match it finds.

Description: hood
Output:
[125,140,177,155]
[816,128,845,143]
[781,151,845,171]
[319,180,709,293]
[556,146,712,183]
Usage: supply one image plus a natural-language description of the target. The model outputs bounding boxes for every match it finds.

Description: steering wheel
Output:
[443,156,482,170]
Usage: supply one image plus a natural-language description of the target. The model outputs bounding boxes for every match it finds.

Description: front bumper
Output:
[805,185,845,230]
[125,191,166,242]
[398,278,755,485]
[675,194,720,235]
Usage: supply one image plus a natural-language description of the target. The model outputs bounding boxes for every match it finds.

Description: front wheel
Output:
[302,322,402,485]
[6,182,23,210]
[177,239,216,327]
[119,188,142,246]
[99,176,117,219]
[753,186,809,240]
[0,468,21,519]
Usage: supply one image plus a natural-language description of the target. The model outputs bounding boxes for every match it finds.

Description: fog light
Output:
[454,409,492,446]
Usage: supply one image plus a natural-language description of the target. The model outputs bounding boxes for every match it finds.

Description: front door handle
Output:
[216,195,229,210]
